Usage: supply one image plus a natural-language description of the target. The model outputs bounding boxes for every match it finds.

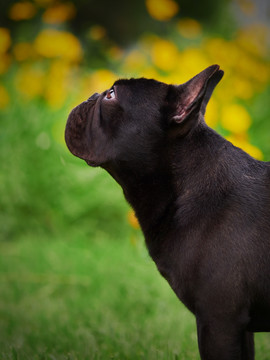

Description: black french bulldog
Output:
[65,65,270,360]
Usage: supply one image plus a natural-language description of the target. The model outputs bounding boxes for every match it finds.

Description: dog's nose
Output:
[87,93,99,101]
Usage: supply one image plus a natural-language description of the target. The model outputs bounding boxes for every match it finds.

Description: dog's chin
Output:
[85,159,99,167]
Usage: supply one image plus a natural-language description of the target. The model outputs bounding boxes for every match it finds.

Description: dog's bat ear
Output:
[171,65,224,128]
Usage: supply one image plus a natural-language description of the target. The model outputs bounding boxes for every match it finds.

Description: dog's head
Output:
[65,65,224,169]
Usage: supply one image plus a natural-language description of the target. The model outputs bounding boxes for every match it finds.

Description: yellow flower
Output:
[204,34,270,92]
[177,18,202,39]
[231,77,254,100]
[177,48,209,81]
[146,0,179,21]
[0,28,11,54]
[205,98,219,128]
[204,38,241,68]
[0,85,10,109]
[107,46,124,61]
[15,65,45,99]
[42,2,76,24]
[140,67,161,81]
[236,24,268,57]
[86,69,117,94]
[234,55,270,85]
[127,210,140,229]
[221,104,251,134]
[34,29,82,62]
[213,80,236,103]
[237,0,256,15]
[123,49,147,73]
[13,42,34,61]
[74,69,117,105]
[45,60,71,108]
[9,2,37,21]
[0,54,11,74]
[151,39,179,71]
[226,135,263,160]
[88,25,106,41]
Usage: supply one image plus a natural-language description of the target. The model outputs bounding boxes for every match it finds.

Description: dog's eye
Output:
[105,89,115,100]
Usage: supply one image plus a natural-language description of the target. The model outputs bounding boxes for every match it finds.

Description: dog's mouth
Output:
[65,93,100,162]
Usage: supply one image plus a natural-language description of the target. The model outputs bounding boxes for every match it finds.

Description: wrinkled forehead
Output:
[113,78,168,102]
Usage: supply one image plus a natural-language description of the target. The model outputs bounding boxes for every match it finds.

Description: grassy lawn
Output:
[0,232,198,360]
[0,230,270,359]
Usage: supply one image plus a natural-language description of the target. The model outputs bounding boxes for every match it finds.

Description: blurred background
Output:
[0,0,270,359]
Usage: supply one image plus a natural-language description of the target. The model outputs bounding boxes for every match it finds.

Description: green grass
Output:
[1,233,270,359]
[0,232,198,360]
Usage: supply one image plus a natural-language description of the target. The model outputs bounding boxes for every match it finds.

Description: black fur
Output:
[65,65,270,360]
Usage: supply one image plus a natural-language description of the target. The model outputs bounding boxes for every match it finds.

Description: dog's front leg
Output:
[196,318,254,360]
[241,332,254,360]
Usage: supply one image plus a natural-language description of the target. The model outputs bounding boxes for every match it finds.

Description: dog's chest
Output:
[147,232,201,313]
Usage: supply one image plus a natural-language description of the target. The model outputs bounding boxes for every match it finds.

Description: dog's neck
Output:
[105,158,174,236]
[105,123,230,239]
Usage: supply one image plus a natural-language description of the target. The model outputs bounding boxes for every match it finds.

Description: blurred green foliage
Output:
[1,235,270,359]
